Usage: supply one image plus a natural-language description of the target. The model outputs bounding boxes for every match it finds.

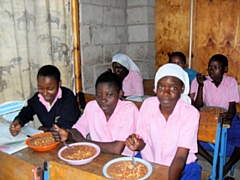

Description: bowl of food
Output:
[58,142,100,165]
[102,157,152,180]
[26,132,60,152]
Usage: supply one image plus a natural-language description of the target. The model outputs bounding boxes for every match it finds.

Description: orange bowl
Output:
[26,132,60,152]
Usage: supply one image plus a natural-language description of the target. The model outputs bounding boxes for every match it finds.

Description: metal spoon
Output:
[132,151,136,168]
[60,132,72,150]
[62,139,72,150]
[20,130,34,139]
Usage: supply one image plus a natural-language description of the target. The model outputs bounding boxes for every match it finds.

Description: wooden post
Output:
[72,0,82,93]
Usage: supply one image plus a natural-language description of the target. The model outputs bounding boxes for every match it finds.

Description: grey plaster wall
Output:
[79,0,156,94]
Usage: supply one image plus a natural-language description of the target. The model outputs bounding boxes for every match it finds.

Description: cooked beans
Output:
[29,134,55,147]
[201,107,225,114]
[61,145,97,160]
[107,160,148,180]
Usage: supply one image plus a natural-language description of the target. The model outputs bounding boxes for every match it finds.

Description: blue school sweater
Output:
[15,87,80,129]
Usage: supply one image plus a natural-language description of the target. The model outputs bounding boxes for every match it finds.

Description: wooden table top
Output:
[12,143,169,179]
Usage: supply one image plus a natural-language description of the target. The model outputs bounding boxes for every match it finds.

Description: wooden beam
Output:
[72,0,82,93]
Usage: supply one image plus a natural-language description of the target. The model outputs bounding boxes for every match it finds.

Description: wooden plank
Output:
[84,93,96,103]
[202,170,211,180]
[49,161,108,180]
[0,151,37,180]
[197,112,218,143]
[155,0,191,70]
[143,79,155,96]
[192,0,240,84]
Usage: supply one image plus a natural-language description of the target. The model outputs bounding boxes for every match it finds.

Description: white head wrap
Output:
[112,53,141,75]
[154,63,191,104]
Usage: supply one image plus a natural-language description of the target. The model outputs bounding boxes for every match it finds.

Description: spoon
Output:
[20,130,34,139]
[132,151,136,168]
[59,132,72,150]
[62,139,72,150]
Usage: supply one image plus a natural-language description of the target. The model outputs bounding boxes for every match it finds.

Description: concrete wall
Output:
[79,0,156,94]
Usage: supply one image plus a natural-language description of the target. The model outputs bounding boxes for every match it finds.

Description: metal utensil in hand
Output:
[20,130,34,139]
[132,151,136,168]
[60,133,72,150]
[62,140,72,149]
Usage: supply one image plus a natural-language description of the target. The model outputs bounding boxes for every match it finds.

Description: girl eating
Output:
[190,54,240,178]
[126,63,201,180]
[53,71,139,156]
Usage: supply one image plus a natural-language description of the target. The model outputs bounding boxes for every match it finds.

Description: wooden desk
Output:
[10,143,169,179]
[1,143,211,180]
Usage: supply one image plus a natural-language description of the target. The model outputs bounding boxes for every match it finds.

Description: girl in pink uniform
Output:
[111,53,144,97]
[190,54,240,178]
[53,71,139,156]
[126,64,201,180]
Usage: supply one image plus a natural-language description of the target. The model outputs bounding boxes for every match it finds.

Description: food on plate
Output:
[201,107,225,114]
[107,160,148,180]
[61,145,97,160]
[29,133,55,147]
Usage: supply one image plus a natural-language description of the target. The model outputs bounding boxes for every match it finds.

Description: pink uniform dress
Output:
[112,53,144,97]
[137,97,200,166]
[191,75,240,109]
[72,99,139,156]
[191,75,240,155]
[123,70,144,96]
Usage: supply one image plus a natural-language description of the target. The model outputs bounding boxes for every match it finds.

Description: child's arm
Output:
[85,140,126,155]
[52,125,127,154]
[169,147,189,180]
[220,102,236,125]
[193,73,206,109]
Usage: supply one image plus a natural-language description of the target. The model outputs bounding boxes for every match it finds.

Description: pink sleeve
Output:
[178,106,199,153]
[72,102,92,138]
[136,98,156,143]
[190,77,198,94]
[113,102,139,141]
[228,78,240,103]
[132,72,144,96]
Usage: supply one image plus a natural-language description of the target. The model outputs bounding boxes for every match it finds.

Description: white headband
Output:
[112,53,141,75]
[154,63,191,104]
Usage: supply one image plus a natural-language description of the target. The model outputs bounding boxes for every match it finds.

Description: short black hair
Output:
[37,65,61,83]
[209,54,228,68]
[168,52,186,63]
[95,71,122,92]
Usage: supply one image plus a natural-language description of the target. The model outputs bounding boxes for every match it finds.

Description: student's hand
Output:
[38,126,49,132]
[51,124,68,142]
[220,112,235,125]
[196,72,206,86]
[125,134,140,151]
[9,119,22,136]
[68,128,86,142]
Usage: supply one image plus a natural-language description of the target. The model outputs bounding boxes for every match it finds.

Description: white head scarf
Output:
[154,63,191,104]
[112,53,141,75]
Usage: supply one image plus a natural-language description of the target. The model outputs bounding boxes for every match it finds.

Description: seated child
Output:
[53,71,139,156]
[111,53,144,97]
[126,64,201,180]
[190,54,240,177]
[168,51,197,85]
[9,65,80,136]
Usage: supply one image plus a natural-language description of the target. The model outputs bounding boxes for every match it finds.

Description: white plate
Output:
[58,142,100,165]
[102,157,153,180]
